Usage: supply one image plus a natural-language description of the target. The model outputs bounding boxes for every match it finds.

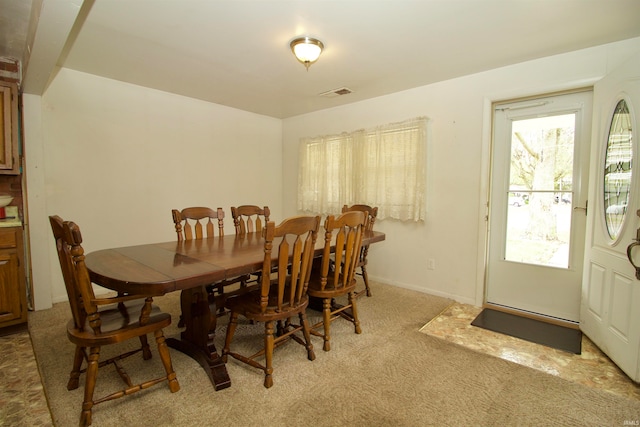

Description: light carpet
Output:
[29,283,640,426]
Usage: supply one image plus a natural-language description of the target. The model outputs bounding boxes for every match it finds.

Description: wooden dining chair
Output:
[232,205,273,284]
[172,206,225,241]
[49,215,179,427]
[307,211,366,351]
[222,215,320,388]
[172,207,248,322]
[231,205,271,235]
[342,204,378,298]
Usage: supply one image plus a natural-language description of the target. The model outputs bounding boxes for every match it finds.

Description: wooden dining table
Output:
[85,229,385,391]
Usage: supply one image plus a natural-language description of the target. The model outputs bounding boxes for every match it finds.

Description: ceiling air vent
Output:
[319,87,353,98]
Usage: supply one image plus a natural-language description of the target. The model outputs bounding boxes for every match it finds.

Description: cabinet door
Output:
[0,251,23,323]
[0,81,18,174]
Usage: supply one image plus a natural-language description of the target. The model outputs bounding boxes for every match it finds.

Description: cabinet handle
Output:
[0,260,8,266]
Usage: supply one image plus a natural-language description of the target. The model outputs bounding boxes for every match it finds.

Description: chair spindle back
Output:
[261,215,320,313]
[232,205,271,235]
[172,207,225,241]
[318,211,366,292]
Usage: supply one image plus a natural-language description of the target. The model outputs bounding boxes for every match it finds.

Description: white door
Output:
[581,52,640,382]
[486,91,592,322]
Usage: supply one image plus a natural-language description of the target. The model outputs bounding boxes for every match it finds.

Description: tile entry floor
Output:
[0,330,53,426]
[420,302,640,400]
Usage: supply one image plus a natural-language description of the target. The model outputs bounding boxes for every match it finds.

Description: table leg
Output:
[166,286,231,390]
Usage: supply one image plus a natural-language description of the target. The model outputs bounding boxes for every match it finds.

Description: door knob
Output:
[627,211,640,280]
[627,240,640,280]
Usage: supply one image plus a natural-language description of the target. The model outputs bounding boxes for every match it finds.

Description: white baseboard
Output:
[369,275,478,307]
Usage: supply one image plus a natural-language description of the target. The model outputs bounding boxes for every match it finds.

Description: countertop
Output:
[0,206,22,228]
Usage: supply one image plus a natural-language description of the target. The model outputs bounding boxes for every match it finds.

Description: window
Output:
[298,117,427,220]
[603,99,633,240]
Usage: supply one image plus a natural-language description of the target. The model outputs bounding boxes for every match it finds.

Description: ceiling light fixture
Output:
[290,37,324,70]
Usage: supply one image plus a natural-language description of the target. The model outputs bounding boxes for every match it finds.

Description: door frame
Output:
[476,88,594,325]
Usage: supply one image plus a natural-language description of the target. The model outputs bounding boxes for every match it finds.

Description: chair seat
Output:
[67,302,171,346]
[225,285,310,322]
[307,276,357,299]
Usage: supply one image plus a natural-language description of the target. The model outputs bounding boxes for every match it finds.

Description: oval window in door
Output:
[603,99,633,240]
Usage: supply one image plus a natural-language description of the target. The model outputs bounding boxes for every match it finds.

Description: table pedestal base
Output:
[166,337,230,390]
[167,286,231,390]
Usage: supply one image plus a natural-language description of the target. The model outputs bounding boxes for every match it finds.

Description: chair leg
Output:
[139,334,152,360]
[299,312,316,361]
[349,292,362,334]
[263,320,275,388]
[222,312,239,363]
[67,345,85,390]
[80,346,100,427]
[276,319,286,336]
[361,265,372,297]
[154,330,180,393]
[322,298,332,352]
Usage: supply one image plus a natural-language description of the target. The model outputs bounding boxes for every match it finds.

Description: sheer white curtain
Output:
[298,117,427,221]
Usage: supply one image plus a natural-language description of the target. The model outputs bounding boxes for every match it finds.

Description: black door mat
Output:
[471,308,582,354]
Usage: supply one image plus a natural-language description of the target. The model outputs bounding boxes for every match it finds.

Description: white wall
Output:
[24,68,283,308]
[282,37,640,305]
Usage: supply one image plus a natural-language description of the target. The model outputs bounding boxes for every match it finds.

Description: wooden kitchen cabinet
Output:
[0,81,19,174]
[0,227,27,332]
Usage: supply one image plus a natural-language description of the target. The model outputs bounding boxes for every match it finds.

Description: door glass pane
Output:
[505,114,576,267]
[604,99,633,240]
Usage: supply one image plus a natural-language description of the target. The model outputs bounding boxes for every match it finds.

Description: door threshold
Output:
[483,302,580,330]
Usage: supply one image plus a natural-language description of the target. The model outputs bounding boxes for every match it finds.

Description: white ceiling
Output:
[2,0,640,119]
